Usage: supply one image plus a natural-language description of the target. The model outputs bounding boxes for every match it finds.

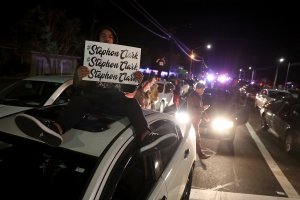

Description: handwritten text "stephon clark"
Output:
[88,45,139,60]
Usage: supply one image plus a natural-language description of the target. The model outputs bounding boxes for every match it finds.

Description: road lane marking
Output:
[190,189,300,200]
[246,122,300,198]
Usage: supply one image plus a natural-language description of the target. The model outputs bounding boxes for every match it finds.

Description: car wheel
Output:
[159,101,165,113]
[261,114,268,130]
[181,163,194,200]
[284,132,293,153]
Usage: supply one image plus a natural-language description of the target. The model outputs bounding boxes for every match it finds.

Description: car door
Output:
[272,101,290,139]
[100,119,182,200]
[148,119,196,199]
[98,135,168,200]
[264,100,283,127]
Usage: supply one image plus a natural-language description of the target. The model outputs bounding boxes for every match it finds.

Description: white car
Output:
[0,106,196,199]
[0,75,73,117]
[179,79,190,96]
[255,88,292,109]
[153,80,175,112]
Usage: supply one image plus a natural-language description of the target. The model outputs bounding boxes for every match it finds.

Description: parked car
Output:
[200,88,249,144]
[177,88,249,146]
[0,105,196,199]
[153,80,175,112]
[260,98,300,153]
[255,88,293,109]
[239,83,261,101]
[0,75,73,117]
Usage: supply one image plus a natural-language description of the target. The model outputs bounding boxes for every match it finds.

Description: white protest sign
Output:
[83,40,141,85]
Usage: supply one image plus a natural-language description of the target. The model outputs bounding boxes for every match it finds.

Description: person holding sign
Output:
[15,25,177,154]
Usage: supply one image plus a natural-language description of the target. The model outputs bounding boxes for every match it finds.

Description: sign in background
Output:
[83,40,141,85]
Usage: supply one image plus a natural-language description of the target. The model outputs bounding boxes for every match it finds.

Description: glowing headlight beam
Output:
[175,111,190,124]
[212,118,233,131]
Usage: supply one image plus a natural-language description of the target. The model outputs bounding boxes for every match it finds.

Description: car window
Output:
[0,142,98,199]
[269,91,289,99]
[291,103,300,120]
[165,83,174,93]
[268,99,284,113]
[102,120,181,200]
[150,120,180,170]
[101,141,154,200]
[277,101,289,117]
[0,80,61,106]
[54,85,73,104]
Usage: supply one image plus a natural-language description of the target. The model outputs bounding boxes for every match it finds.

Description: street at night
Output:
[1,1,300,200]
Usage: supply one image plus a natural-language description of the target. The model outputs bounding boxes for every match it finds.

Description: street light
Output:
[238,69,243,80]
[189,52,195,78]
[272,57,285,89]
[189,44,212,78]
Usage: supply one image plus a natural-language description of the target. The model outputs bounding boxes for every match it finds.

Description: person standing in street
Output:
[173,79,181,110]
[187,82,211,159]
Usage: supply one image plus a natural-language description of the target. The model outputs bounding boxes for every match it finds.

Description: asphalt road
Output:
[187,102,300,200]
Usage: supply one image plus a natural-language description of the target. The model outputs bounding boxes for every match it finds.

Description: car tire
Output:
[261,114,269,130]
[181,162,194,200]
[284,131,294,153]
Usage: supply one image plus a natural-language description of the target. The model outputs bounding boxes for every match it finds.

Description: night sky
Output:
[1,0,300,85]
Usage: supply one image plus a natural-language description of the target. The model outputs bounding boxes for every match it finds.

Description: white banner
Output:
[83,40,141,85]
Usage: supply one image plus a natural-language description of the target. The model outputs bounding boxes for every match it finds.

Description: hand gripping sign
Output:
[83,40,141,85]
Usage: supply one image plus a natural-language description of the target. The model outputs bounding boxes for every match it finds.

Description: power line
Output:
[109,0,194,60]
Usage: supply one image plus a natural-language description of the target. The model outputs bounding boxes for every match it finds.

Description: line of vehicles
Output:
[0,75,251,199]
[1,75,299,197]
[239,82,300,153]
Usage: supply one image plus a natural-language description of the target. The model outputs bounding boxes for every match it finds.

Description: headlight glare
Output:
[175,111,190,123]
[212,118,233,131]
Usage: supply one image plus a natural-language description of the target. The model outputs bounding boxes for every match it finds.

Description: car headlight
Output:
[175,111,190,124]
[211,117,234,132]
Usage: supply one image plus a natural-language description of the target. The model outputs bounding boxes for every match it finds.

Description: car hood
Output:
[0,104,32,118]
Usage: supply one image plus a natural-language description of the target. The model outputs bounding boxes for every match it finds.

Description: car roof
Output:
[0,109,176,158]
[24,75,73,83]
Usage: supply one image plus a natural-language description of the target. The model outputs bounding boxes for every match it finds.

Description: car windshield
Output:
[203,88,238,115]
[0,141,98,199]
[0,80,61,107]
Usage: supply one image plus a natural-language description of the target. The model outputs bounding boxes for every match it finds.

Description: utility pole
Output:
[272,64,279,89]
[273,58,285,89]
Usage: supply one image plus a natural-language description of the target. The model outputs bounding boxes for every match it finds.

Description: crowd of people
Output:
[14,24,211,160]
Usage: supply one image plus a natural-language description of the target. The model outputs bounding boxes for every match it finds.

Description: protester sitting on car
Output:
[15,25,176,154]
